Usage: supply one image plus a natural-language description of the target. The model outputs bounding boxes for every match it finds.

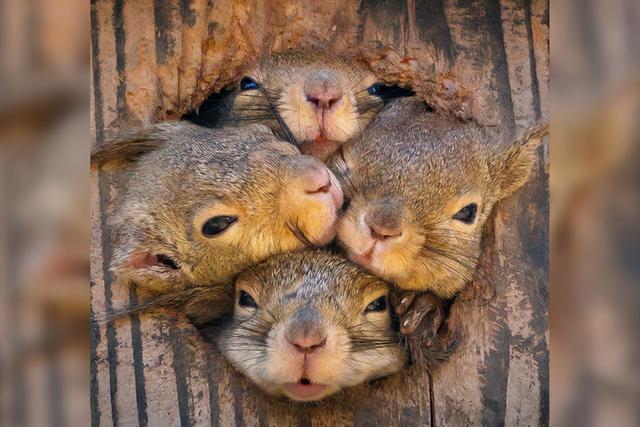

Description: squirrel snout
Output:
[365,201,404,241]
[303,70,343,112]
[293,160,343,209]
[287,335,327,354]
[285,305,327,354]
[367,221,403,241]
[306,92,342,111]
[302,168,332,195]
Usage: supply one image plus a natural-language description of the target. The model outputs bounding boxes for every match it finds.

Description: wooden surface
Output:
[90,0,549,425]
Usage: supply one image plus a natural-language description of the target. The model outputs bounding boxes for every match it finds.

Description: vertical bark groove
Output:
[90,1,549,424]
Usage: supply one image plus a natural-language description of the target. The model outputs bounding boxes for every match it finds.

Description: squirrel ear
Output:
[119,249,179,271]
[109,245,182,293]
[489,120,549,198]
[91,127,167,166]
[113,244,181,275]
[111,217,180,281]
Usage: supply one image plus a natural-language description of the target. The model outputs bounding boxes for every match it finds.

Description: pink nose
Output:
[287,335,327,354]
[303,69,343,112]
[296,160,343,209]
[306,92,342,111]
[366,218,403,241]
[302,167,332,195]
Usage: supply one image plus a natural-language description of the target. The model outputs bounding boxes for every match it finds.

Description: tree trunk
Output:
[90,0,549,425]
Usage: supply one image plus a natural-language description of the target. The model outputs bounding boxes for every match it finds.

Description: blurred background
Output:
[0,0,89,425]
[552,0,640,425]
[0,0,637,425]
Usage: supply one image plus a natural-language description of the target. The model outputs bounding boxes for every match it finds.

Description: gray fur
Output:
[92,122,341,323]
[205,249,406,400]
[331,97,548,298]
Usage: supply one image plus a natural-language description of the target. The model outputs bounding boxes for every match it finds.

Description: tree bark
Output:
[90,0,549,425]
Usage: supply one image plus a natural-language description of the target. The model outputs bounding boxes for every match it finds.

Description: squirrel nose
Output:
[303,70,343,111]
[286,305,327,354]
[366,220,403,240]
[302,168,332,195]
[287,335,327,354]
[365,199,404,240]
[306,92,342,111]
[292,157,343,208]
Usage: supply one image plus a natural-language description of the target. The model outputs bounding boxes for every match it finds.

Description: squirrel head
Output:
[227,48,386,160]
[92,122,343,295]
[331,98,548,298]
[204,249,405,401]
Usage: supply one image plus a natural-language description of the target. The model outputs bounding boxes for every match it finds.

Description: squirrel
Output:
[187,47,413,161]
[91,122,343,324]
[329,97,549,351]
[198,249,406,401]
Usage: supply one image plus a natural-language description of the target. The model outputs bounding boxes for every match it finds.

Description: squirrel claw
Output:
[398,292,444,338]
[394,292,417,316]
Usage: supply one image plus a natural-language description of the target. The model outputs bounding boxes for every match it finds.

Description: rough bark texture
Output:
[90,0,549,425]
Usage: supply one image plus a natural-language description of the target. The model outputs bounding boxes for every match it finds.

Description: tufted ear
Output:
[109,217,183,294]
[489,120,549,199]
[90,127,168,166]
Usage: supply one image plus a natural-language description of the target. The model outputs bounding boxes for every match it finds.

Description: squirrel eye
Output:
[202,215,237,237]
[367,83,382,95]
[367,83,415,98]
[453,203,478,224]
[240,77,259,91]
[238,290,258,308]
[365,296,387,313]
[341,197,352,211]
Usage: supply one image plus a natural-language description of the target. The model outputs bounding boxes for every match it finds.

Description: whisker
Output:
[286,219,320,248]
[258,82,298,147]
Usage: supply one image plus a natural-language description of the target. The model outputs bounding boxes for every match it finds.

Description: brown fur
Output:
[331,97,548,299]
[220,48,384,160]
[201,249,407,401]
[329,97,548,363]
[92,122,342,321]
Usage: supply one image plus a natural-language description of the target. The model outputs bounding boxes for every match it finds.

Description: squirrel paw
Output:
[395,291,444,346]
[394,291,457,366]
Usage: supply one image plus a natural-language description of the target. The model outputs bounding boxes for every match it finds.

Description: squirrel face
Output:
[229,48,384,160]
[208,249,406,401]
[91,123,343,295]
[331,98,548,298]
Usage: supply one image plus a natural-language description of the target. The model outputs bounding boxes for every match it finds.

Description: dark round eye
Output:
[367,83,382,95]
[365,296,387,313]
[240,77,259,91]
[367,83,415,98]
[453,203,478,224]
[202,215,237,237]
[341,196,352,211]
[238,290,258,308]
